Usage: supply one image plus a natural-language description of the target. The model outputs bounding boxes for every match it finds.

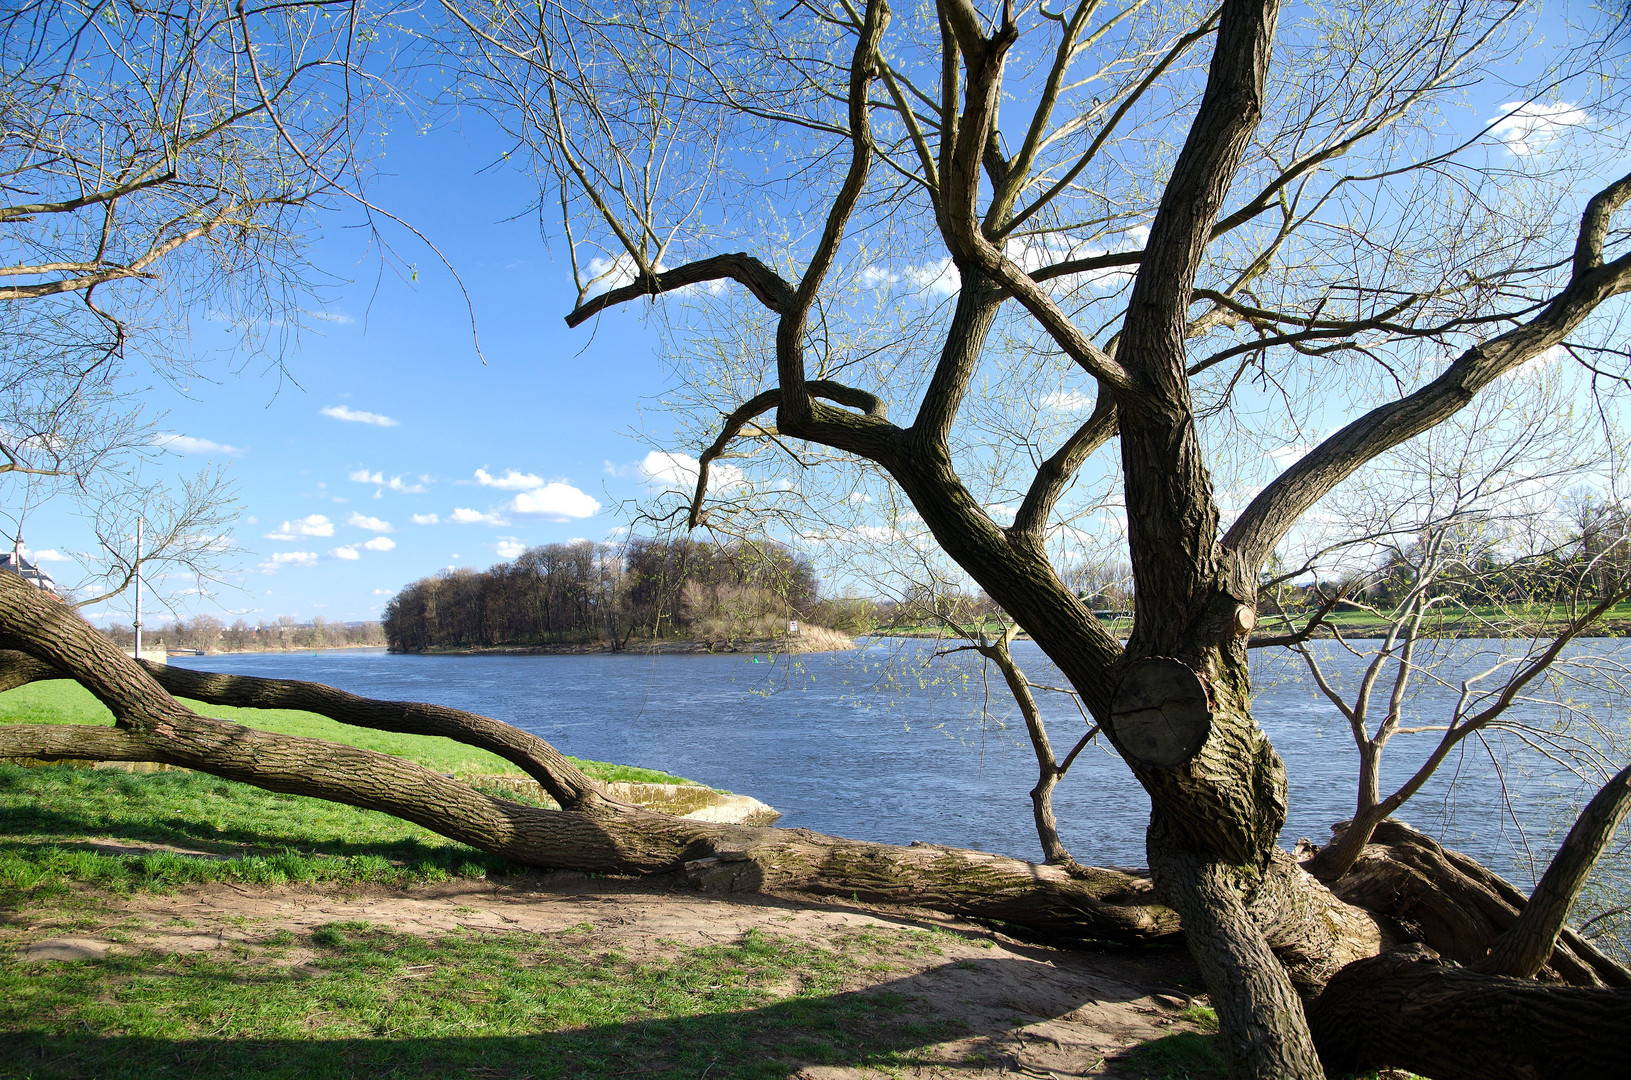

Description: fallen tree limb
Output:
[0,649,607,810]
[0,719,1178,938]
[0,573,1178,941]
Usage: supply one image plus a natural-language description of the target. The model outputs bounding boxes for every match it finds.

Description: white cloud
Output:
[363,536,396,552]
[411,513,440,525]
[638,450,746,494]
[1489,101,1589,157]
[985,503,1017,524]
[27,548,70,562]
[322,405,399,427]
[373,588,393,596]
[1041,391,1095,411]
[509,482,601,520]
[450,507,510,526]
[495,538,527,559]
[475,467,546,490]
[1267,445,1314,467]
[1003,228,1146,292]
[153,433,244,455]
[263,514,334,540]
[329,545,362,561]
[348,512,394,533]
[580,255,723,300]
[348,468,425,493]
[257,551,319,573]
[859,258,961,297]
[905,258,960,297]
[306,309,354,324]
[583,254,640,298]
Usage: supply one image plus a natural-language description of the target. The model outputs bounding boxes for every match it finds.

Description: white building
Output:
[0,535,60,598]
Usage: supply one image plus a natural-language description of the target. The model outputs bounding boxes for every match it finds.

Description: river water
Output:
[169,637,1630,889]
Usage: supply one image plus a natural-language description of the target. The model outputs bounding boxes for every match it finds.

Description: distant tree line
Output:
[382,538,826,652]
[1274,495,1631,617]
[99,615,385,654]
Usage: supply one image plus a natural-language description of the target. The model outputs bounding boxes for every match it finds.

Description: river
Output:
[169,637,1629,891]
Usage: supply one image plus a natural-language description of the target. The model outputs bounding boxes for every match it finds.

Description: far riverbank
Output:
[407,625,855,657]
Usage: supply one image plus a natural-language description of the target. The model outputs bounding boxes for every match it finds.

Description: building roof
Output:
[1,541,60,595]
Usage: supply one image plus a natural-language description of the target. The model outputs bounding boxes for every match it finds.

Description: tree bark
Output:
[1308,945,1631,1080]
[1154,850,1326,1078]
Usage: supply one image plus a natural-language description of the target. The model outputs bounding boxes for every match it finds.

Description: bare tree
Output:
[2,0,397,601]
[438,0,1631,1074]
[5,3,1631,1078]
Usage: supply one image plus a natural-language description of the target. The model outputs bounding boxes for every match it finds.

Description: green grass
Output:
[0,923,951,1080]
[1269,600,1631,638]
[0,762,519,899]
[1114,1003,1223,1080]
[0,678,697,901]
[0,679,693,785]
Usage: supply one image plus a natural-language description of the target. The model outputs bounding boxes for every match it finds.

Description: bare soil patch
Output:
[3,868,1210,1078]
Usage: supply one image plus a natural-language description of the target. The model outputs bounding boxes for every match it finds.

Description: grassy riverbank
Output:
[0,680,690,785]
[0,753,1229,1079]
[881,599,1631,642]
[0,678,694,898]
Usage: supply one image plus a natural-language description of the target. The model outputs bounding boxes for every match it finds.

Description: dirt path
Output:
[6,870,1210,1078]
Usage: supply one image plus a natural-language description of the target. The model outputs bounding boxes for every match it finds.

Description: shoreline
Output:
[141,643,389,658]
[402,625,856,657]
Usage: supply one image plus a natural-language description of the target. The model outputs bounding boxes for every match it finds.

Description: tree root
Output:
[1313,819,1631,987]
[1308,944,1631,1080]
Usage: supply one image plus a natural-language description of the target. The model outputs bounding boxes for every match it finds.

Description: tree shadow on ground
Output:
[0,802,479,864]
[0,950,1191,1080]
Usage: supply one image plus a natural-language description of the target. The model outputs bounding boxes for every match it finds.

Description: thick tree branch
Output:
[563,253,796,328]
[934,2,1134,392]
[777,0,889,426]
[1479,762,1631,980]
[1000,10,1221,241]
[1225,175,1631,572]
[688,379,891,528]
[1247,588,1348,649]
[0,650,60,693]
[0,650,608,812]
[1010,385,1117,546]
[1309,944,1631,1080]
[908,268,1006,446]
[1575,172,1631,275]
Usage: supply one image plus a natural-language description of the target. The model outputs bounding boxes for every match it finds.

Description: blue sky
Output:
[49,121,681,627]
[18,2,1626,627]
